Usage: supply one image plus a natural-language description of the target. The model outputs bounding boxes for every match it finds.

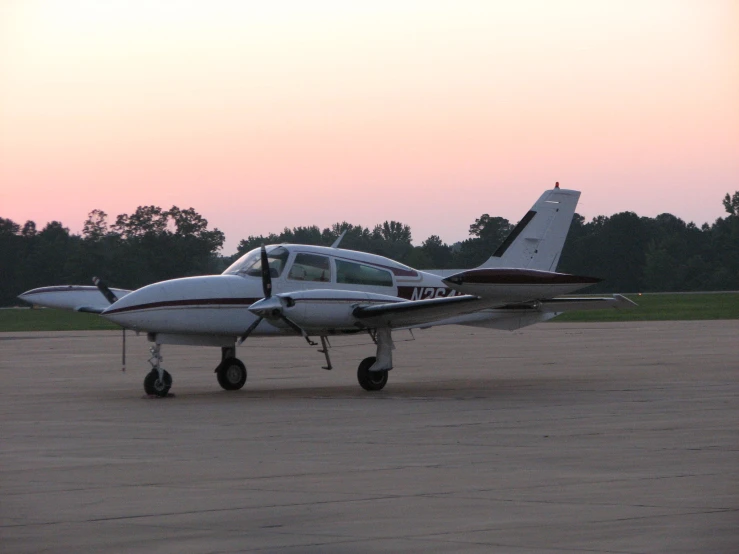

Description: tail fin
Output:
[479,186,581,271]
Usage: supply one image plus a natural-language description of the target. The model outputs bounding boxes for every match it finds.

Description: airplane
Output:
[18,185,635,397]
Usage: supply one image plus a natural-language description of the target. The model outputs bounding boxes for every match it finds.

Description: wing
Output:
[353,294,636,329]
[354,295,500,328]
[18,285,132,313]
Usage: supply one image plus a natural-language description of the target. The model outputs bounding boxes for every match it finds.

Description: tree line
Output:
[1,192,738,305]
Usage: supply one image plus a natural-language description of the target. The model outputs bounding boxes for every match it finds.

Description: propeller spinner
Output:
[238,245,316,345]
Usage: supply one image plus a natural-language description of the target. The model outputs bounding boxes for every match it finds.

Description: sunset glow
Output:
[2,0,737,252]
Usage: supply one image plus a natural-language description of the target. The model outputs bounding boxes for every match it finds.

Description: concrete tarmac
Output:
[1,321,737,553]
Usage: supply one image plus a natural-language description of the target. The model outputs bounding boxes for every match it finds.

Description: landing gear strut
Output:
[215,347,247,391]
[357,328,394,391]
[143,344,172,397]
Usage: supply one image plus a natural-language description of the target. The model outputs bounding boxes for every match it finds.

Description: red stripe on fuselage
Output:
[446,269,601,285]
[103,297,262,315]
[103,296,404,315]
[23,285,108,295]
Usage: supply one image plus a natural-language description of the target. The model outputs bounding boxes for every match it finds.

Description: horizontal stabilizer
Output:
[443,268,601,303]
[537,294,637,312]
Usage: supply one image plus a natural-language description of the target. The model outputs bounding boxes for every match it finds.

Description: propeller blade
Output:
[280,315,317,346]
[92,276,118,304]
[260,245,272,298]
[238,316,263,345]
[279,314,302,334]
[93,277,127,371]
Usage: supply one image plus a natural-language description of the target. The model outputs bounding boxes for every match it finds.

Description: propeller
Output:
[93,276,119,304]
[238,245,269,344]
[238,314,263,344]
[93,276,126,371]
[238,245,316,346]
[259,244,272,298]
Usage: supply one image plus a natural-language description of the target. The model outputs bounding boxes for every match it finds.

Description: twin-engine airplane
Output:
[19,186,635,396]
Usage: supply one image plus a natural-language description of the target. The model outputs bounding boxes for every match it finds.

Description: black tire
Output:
[357,356,388,391]
[143,369,172,397]
[217,358,247,391]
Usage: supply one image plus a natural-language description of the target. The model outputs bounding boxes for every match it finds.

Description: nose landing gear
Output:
[143,344,172,397]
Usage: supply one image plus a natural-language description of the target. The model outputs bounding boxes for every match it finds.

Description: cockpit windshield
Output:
[222,246,290,278]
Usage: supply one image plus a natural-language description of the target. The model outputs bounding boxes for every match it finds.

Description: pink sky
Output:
[1,0,737,254]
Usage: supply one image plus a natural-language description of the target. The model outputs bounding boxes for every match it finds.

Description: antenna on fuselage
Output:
[330,230,347,248]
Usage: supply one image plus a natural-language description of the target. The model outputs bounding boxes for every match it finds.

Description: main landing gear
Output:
[215,347,247,391]
[357,356,388,391]
[355,327,394,391]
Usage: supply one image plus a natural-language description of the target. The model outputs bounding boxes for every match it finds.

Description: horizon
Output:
[1,184,733,256]
[2,1,737,255]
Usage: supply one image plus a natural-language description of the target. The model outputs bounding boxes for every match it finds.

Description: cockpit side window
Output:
[288,253,331,282]
[222,246,290,277]
[335,259,393,287]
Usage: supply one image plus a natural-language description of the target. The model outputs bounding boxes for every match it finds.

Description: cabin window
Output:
[288,253,331,282]
[222,246,290,278]
[335,259,393,287]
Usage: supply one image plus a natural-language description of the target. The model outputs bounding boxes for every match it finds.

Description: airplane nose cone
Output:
[99,284,162,326]
[99,275,260,333]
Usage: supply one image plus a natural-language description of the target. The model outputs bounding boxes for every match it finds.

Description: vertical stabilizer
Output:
[479,187,580,271]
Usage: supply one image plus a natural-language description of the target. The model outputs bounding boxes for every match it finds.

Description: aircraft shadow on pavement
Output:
[124,376,606,402]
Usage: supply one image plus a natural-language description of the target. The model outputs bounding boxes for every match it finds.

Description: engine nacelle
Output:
[277,289,402,331]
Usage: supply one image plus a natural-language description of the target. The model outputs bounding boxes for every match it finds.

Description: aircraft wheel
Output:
[144,369,173,397]
[357,356,388,391]
[217,358,247,391]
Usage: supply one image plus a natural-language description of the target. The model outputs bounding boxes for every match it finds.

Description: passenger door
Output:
[285,253,333,292]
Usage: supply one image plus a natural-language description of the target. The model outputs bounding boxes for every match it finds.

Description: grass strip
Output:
[552,293,739,322]
[0,308,120,332]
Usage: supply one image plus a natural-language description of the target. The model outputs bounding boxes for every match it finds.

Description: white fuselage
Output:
[99,244,457,338]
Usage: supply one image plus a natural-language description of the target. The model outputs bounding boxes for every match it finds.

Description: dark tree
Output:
[723,191,739,216]
[21,221,36,237]
[82,209,109,240]
[420,235,453,268]
[5,190,739,306]
[378,221,412,243]
[112,205,169,239]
